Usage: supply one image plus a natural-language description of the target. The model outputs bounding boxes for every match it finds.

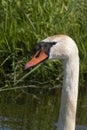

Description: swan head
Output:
[24,35,78,70]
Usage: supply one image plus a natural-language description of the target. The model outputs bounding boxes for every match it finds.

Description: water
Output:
[0,87,87,130]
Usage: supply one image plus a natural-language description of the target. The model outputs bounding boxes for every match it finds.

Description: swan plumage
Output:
[24,35,87,130]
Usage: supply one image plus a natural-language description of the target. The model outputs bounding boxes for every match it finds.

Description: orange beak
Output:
[24,48,48,70]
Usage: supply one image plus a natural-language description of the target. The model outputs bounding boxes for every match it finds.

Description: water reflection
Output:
[0,87,87,130]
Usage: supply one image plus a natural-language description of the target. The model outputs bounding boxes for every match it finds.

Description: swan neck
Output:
[57,56,79,130]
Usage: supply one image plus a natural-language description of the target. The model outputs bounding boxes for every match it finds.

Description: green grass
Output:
[0,0,87,88]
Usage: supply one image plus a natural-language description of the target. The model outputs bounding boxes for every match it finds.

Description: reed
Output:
[0,0,87,88]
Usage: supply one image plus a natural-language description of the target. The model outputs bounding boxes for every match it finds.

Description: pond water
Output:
[0,86,87,130]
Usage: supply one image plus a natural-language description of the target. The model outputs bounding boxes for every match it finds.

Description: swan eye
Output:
[34,45,40,51]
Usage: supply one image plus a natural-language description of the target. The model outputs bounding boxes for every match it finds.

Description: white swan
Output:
[24,35,87,130]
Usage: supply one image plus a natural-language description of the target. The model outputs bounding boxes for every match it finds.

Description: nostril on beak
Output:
[35,50,41,58]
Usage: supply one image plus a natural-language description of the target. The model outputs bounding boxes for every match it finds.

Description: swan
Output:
[24,35,87,130]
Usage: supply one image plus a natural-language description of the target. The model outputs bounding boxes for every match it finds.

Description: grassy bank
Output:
[0,0,87,88]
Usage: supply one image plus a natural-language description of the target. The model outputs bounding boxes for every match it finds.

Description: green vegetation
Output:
[0,0,87,88]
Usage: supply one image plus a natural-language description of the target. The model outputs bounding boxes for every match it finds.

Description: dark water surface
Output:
[0,86,87,130]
